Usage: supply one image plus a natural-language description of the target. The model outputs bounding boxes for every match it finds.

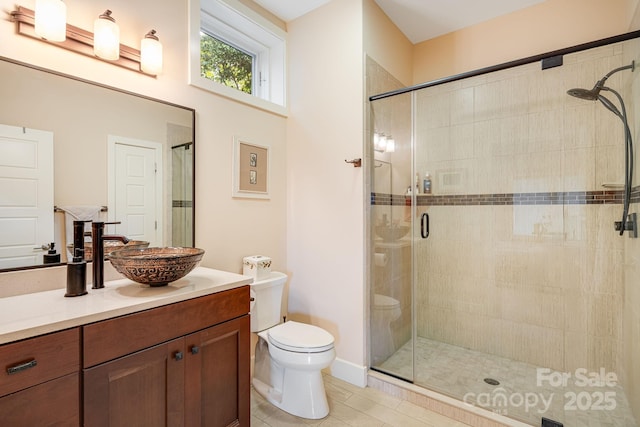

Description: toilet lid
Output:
[268,321,334,353]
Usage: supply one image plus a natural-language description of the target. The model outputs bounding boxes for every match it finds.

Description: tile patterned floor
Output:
[251,373,471,427]
[378,337,638,427]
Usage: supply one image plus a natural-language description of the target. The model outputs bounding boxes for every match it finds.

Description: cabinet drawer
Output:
[0,373,79,426]
[0,328,80,397]
[84,286,249,368]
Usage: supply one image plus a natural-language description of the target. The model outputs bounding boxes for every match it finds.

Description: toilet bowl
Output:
[249,271,336,419]
[371,294,401,365]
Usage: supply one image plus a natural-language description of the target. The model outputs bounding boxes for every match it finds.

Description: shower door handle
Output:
[421,213,429,239]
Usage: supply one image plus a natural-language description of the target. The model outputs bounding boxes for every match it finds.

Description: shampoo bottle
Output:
[423,172,432,194]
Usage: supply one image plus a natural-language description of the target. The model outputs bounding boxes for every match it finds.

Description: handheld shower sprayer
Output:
[567,61,637,236]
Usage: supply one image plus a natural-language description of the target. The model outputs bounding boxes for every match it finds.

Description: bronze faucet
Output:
[91,221,129,289]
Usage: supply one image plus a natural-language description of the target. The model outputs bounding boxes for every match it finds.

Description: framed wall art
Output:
[232,136,270,199]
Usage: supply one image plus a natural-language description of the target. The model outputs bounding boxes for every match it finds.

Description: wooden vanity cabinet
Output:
[83,286,250,427]
[0,328,81,427]
[185,315,250,427]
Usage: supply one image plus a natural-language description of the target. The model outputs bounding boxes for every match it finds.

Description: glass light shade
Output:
[385,136,396,153]
[93,10,120,60]
[140,30,163,75]
[34,0,67,42]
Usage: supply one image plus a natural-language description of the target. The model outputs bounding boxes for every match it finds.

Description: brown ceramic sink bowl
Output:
[67,240,150,261]
[108,247,205,287]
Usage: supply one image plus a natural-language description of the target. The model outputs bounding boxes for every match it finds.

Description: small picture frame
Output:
[232,136,270,199]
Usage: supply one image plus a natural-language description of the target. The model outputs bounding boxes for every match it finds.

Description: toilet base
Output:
[252,368,330,419]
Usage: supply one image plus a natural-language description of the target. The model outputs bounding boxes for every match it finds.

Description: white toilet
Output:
[250,271,336,419]
[371,294,401,365]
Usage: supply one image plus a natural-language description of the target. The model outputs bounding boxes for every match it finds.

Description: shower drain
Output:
[483,378,500,386]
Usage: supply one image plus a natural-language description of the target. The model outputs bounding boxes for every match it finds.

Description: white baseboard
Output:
[327,357,367,388]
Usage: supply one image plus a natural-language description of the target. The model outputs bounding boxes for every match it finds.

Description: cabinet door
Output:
[185,315,250,427]
[84,337,185,427]
[0,372,79,426]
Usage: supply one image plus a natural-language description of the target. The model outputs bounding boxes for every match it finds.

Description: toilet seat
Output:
[374,294,400,309]
[268,321,334,353]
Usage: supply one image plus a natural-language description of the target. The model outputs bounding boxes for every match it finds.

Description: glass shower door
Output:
[369,92,414,382]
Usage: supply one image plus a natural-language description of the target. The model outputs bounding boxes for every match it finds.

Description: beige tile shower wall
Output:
[415,40,637,373]
[417,203,624,373]
[415,43,633,196]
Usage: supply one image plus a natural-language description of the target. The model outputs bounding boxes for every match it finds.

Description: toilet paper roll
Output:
[374,253,387,267]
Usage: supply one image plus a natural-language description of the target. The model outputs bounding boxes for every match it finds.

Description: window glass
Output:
[189,0,287,116]
[200,32,253,94]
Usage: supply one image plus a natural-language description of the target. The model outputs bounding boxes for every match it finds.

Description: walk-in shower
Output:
[368,33,640,427]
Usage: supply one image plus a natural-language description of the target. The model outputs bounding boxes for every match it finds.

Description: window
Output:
[200,32,253,94]
[189,0,287,115]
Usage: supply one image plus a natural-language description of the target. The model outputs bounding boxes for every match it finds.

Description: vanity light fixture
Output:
[374,131,395,153]
[9,6,161,77]
[34,0,66,42]
[140,30,163,75]
[93,10,120,60]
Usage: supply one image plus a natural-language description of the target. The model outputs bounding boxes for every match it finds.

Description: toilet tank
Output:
[249,271,287,332]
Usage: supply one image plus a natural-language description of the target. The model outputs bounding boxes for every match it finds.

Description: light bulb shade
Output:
[385,136,396,153]
[140,30,163,75]
[93,10,120,60]
[35,0,67,42]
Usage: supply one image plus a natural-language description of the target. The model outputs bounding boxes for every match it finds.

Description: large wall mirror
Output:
[0,57,195,271]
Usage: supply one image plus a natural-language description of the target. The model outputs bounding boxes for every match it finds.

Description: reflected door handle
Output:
[421,213,429,239]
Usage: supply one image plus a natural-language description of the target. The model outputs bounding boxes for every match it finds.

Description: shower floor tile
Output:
[378,337,637,427]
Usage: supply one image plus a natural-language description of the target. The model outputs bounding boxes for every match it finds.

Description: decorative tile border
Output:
[172,200,193,207]
[372,186,640,206]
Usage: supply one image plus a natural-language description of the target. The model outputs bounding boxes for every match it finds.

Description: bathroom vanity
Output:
[0,267,251,426]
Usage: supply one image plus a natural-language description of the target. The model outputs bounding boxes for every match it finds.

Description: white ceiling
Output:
[253,0,546,44]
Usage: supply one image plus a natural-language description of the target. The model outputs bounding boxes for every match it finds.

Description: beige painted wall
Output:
[286,0,366,382]
[0,0,287,275]
[363,0,413,87]
[413,0,639,84]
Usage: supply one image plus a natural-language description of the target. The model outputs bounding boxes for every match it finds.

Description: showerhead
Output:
[567,85,601,101]
[567,61,635,100]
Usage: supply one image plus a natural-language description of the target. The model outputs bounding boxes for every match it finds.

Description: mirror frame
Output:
[0,56,196,273]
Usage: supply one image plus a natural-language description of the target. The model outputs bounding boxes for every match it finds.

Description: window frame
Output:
[189,0,287,116]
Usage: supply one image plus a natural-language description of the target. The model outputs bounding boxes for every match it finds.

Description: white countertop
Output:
[0,267,253,345]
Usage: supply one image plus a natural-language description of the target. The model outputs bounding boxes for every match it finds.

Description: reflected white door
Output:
[0,124,54,268]
[109,136,163,246]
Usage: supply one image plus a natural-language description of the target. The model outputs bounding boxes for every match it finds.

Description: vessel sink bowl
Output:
[375,225,410,241]
[109,247,205,287]
[67,240,150,261]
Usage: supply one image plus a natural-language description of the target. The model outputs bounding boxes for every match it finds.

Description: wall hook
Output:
[345,158,362,168]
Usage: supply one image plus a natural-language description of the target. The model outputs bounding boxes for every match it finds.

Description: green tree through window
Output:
[200,32,253,94]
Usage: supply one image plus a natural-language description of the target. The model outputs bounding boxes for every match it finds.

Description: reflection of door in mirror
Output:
[108,136,163,246]
[0,124,54,268]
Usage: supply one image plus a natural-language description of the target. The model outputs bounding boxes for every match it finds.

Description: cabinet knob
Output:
[190,345,200,355]
[174,351,183,361]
